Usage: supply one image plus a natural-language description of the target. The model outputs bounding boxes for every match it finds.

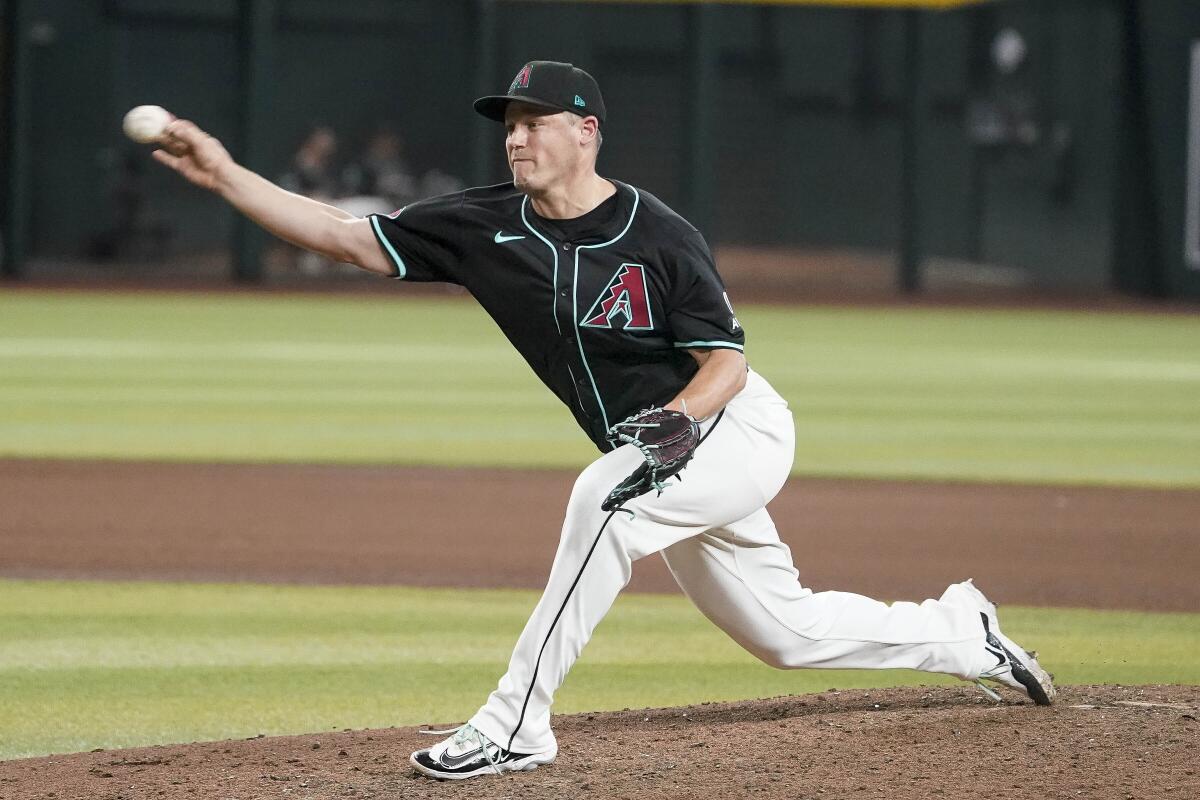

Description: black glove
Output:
[601,407,701,512]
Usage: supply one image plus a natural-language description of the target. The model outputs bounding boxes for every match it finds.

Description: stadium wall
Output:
[2,0,1197,298]
[1126,0,1200,298]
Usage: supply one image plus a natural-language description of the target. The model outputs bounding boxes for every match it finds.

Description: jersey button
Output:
[559,288,569,297]
[562,242,572,250]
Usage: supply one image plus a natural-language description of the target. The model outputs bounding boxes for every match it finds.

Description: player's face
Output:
[504,105,585,193]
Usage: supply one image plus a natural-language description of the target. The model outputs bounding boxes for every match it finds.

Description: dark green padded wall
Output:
[14,0,1197,297]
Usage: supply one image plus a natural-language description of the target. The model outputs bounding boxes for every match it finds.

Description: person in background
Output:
[341,127,419,210]
[279,126,340,201]
[278,126,341,274]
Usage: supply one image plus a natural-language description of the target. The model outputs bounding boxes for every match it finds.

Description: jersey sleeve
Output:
[664,232,745,352]
[366,193,465,284]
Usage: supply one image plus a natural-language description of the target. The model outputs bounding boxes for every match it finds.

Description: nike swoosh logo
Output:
[984,644,1006,667]
[494,232,526,244]
[438,746,485,769]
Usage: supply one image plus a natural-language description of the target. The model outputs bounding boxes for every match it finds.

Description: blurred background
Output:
[3,0,1199,301]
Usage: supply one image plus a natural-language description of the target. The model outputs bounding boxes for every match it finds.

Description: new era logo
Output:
[574,95,585,107]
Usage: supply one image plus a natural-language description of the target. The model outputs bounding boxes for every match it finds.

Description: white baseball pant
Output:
[468,369,990,754]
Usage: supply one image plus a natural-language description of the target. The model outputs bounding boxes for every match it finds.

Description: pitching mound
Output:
[3,685,1196,799]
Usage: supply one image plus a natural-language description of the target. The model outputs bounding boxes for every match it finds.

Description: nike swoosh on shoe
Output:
[437,746,484,769]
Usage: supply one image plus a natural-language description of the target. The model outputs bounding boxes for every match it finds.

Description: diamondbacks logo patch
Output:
[582,264,654,330]
[509,64,533,93]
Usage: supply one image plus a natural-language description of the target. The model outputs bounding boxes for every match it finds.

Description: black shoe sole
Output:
[410,751,554,780]
[997,641,1053,705]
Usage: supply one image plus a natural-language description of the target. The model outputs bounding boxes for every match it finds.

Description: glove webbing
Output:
[610,422,673,495]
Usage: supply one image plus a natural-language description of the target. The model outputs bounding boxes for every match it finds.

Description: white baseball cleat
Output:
[410,724,557,780]
[941,579,1056,706]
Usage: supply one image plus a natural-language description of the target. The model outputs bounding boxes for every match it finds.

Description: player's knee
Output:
[583,444,646,489]
[559,467,611,537]
[728,633,795,669]
[755,647,793,670]
[568,457,621,510]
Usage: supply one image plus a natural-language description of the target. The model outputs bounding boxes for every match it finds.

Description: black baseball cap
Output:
[474,61,606,126]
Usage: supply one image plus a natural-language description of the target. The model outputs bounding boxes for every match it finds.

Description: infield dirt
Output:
[2,685,1197,799]
[3,460,1199,610]
[2,459,1198,798]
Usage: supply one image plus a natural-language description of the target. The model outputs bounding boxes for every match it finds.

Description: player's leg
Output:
[449,371,795,764]
[411,443,734,778]
[459,436,755,757]
[411,445,731,779]
[661,509,1054,704]
[660,508,986,679]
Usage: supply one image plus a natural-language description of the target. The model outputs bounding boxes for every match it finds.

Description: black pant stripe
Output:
[698,408,725,447]
[506,509,620,753]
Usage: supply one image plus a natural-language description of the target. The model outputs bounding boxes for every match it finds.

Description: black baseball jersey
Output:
[367,180,744,450]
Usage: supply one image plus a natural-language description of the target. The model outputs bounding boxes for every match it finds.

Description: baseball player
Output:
[153,60,1054,782]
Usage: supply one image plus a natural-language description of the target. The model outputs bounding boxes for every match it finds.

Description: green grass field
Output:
[2,579,1198,761]
[1,291,1198,485]
[2,291,1198,760]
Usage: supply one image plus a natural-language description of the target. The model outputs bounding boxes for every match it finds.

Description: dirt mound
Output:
[3,685,1196,800]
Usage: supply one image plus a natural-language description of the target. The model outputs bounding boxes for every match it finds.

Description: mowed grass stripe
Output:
[4,337,1199,381]
[0,337,512,364]
[1,292,1198,485]
[2,579,1198,760]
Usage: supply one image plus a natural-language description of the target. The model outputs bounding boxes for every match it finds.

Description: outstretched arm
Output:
[152,119,394,276]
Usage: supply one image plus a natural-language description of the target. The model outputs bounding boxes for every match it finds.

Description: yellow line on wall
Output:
[516,0,991,9]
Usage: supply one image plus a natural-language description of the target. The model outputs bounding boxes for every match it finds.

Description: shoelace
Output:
[973,634,1013,702]
[418,724,504,774]
[973,679,1004,702]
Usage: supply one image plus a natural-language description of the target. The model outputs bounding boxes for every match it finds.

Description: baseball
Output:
[122,104,172,144]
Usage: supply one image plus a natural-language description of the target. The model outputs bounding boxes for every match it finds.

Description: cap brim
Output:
[473,95,568,122]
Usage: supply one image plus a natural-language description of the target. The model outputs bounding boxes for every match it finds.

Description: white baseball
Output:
[122,105,172,144]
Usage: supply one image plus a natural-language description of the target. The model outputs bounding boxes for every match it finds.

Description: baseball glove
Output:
[601,407,701,512]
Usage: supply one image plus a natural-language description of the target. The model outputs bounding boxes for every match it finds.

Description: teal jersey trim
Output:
[574,187,642,437]
[370,216,407,279]
[674,340,744,351]
[522,197,592,419]
[520,197,561,335]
